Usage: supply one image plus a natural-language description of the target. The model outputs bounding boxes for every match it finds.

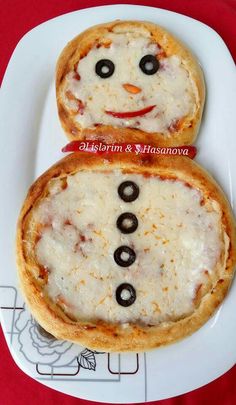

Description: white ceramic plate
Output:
[0,5,236,403]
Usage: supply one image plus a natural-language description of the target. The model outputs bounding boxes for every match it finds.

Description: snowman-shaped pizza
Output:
[16,21,235,352]
[56,21,205,146]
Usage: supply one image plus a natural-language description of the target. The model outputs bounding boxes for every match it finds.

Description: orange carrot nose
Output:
[122,83,142,94]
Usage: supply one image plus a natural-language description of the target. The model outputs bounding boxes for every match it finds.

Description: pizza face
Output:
[62,31,198,134]
[32,169,225,326]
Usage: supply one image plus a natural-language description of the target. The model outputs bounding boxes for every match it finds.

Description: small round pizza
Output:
[56,20,205,146]
[16,152,236,352]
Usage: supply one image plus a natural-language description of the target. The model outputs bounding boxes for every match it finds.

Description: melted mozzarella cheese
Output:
[33,170,224,325]
[63,32,198,134]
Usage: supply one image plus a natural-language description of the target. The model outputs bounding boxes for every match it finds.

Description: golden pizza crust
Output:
[56,20,205,146]
[16,152,236,352]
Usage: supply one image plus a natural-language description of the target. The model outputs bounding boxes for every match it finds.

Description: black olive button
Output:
[114,246,136,267]
[118,181,139,202]
[139,54,160,75]
[116,283,136,307]
[95,59,115,78]
[116,213,138,234]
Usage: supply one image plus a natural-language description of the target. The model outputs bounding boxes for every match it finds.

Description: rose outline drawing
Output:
[15,306,98,372]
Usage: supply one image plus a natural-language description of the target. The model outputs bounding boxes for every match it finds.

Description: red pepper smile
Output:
[105,105,156,119]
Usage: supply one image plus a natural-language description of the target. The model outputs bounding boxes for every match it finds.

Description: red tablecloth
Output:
[0,0,236,404]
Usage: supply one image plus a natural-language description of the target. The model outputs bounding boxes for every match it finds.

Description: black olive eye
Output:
[116,283,136,307]
[116,213,138,234]
[95,59,115,78]
[118,181,139,202]
[114,246,136,267]
[139,54,159,75]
